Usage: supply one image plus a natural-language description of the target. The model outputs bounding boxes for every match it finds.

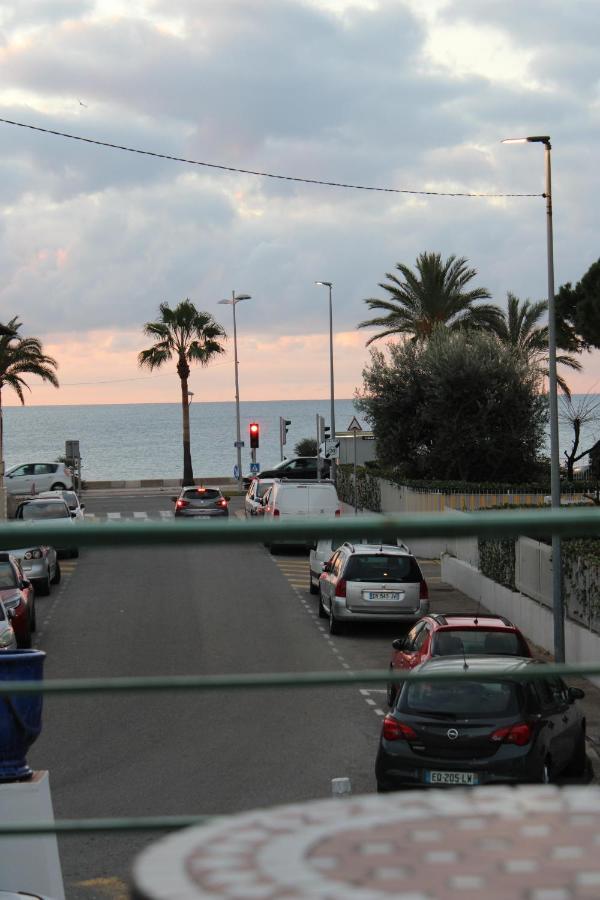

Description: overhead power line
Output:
[0,117,541,199]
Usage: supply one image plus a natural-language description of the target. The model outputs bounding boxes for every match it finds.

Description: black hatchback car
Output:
[172,486,229,518]
[375,656,587,791]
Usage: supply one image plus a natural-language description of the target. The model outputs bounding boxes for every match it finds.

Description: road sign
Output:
[234,440,245,448]
[320,440,340,460]
[250,462,260,474]
[65,440,80,458]
[233,465,240,479]
[347,416,362,432]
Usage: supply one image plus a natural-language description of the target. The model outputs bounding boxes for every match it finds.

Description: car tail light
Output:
[335,509,341,517]
[197,488,206,493]
[382,716,417,741]
[273,508,280,517]
[420,579,429,600]
[24,549,43,560]
[490,722,532,746]
[335,578,347,598]
[176,499,189,509]
[218,499,228,508]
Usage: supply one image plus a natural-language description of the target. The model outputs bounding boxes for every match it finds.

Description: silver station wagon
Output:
[318,542,429,635]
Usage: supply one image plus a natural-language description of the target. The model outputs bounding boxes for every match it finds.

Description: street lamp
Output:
[218,292,251,490]
[315,281,336,484]
[502,135,564,661]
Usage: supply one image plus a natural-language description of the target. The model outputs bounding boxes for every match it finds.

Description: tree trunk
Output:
[179,372,193,485]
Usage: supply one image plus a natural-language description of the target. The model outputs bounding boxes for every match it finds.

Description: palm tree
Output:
[358,252,499,344]
[492,292,581,397]
[138,300,226,484]
[0,318,59,516]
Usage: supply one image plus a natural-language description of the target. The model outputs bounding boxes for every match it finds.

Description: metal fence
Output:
[1,507,600,836]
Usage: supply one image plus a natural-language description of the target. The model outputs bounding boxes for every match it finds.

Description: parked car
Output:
[0,598,17,650]
[318,542,428,635]
[37,489,85,519]
[309,536,410,595]
[172,486,229,518]
[7,542,59,597]
[386,613,532,705]
[0,552,36,647]
[262,480,340,552]
[253,457,331,482]
[4,462,73,495]
[14,497,79,558]
[375,656,587,791]
[244,478,275,517]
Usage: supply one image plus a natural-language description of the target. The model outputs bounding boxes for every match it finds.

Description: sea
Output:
[2,397,598,482]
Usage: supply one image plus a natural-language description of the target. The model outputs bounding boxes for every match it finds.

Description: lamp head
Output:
[315,281,332,288]
[502,135,550,145]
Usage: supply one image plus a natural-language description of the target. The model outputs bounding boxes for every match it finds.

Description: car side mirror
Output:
[80,504,85,511]
[71,511,77,518]
[20,580,31,589]
[224,496,230,502]
[322,562,332,573]
[568,686,585,702]
[392,638,406,651]
[171,497,178,503]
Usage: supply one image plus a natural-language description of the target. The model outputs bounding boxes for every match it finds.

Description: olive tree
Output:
[356,328,548,483]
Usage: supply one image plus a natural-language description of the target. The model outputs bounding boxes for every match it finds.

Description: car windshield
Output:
[63,492,79,508]
[256,483,272,498]
[20,502,69,520]
[344,554,419,583]
[0,562,17,589]
[433,629,525,656]
[400,679,520,719]
[183,489,220,500]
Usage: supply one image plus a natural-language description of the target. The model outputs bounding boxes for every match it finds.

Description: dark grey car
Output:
[173,486,229,518]
[375,656,587,791]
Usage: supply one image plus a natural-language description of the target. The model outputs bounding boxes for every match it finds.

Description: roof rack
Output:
[430,612,515,627]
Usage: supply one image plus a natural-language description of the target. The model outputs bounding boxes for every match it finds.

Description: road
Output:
[26,490,598,898]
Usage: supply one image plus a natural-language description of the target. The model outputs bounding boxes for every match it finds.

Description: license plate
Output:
[364,591,402,601]
[426,770,478,785]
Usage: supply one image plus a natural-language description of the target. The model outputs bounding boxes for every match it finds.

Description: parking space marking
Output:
[269,550,386,727]
[133,511,148,519]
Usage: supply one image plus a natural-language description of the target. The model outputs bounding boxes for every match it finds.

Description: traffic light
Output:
[323,425,331,441]
[280,417,291,445]
[249,422,260,449]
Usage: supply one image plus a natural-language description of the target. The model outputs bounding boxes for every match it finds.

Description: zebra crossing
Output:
[85,510,174,521]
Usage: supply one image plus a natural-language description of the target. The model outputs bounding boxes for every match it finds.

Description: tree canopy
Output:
[357,252,500,344]
[556,258,600,350]
[356,328,548,482]
[0,317,59,404]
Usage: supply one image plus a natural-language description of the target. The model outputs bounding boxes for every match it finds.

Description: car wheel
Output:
[30,600,36,633]
[376,782,393,793]
[51,561,61,585]
[17,626,32,649]
[329,604,343,635]
[70,548,79,558]
[563,729,588,779]
[309,574,319,595]
[37,574,51,596]
[318,590,328,619]
[50,482,66,491]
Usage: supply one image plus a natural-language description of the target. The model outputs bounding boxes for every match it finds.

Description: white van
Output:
[263,480,341,552]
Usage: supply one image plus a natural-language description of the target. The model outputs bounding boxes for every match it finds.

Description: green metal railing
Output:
[1,507,600,836]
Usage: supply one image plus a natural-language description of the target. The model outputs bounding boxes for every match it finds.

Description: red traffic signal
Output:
[249,422,260,449]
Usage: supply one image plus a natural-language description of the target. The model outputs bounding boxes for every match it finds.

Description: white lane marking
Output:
[133,511,148,519]
[374,709,385,716]
[159,510,173,519]
[365,699,376,706]
[107,512,121,520]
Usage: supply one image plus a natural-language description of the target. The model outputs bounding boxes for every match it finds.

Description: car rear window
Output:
[20,502,69,520]
[0,562,17,589]
[433,629,526,657]
[256,483,272,498]
[183,489,221,500]
[63,491,79,508]
[400,679,520,719]
[344,554,420,583]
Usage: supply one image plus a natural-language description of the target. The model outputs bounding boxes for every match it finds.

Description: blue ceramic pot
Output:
[0,649,45,781]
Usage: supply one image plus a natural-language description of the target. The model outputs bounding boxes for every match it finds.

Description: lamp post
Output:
[315,281,336,484]
[218,292,251,491]
[0,324,16,520]
[502,135,564,662]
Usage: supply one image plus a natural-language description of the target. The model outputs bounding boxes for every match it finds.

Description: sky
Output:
[1,0,600,406]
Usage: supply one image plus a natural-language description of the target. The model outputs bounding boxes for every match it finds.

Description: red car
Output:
[0,552,36,648]
[387,613,532,706]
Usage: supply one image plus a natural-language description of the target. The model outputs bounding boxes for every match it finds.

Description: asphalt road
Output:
[26,490,598,899]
